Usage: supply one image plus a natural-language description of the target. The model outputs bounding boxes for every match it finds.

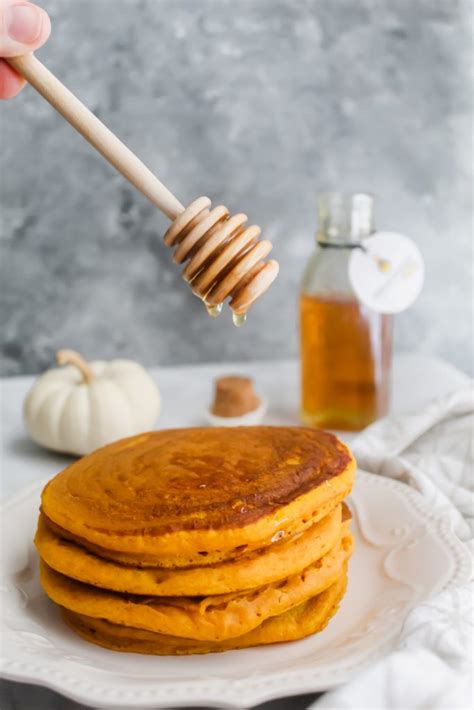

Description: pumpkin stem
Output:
[56,349,95,384]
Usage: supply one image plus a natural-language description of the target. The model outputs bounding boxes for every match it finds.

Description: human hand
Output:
[0,0,50,98]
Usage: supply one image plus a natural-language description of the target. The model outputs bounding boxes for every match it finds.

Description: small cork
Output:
[211,376,261,418]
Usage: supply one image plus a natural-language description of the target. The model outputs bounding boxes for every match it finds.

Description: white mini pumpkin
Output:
[23,350,161,456]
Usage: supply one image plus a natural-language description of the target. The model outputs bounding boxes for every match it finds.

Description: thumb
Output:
[0,0,51,57]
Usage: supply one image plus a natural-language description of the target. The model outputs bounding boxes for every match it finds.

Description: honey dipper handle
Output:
[7,53,184,221]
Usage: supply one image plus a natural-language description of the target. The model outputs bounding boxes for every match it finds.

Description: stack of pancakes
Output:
[35,426,355,655]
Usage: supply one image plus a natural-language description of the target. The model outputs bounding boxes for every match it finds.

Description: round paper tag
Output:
[348,231,424,314]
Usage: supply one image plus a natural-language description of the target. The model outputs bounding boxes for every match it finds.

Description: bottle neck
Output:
[316,192,374,247]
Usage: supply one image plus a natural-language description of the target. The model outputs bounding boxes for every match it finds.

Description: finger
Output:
[0,57,25,98]
[0,1,51,57]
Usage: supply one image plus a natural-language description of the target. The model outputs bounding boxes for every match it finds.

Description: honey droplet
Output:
[205,302,223,318]
[232,312,247,328]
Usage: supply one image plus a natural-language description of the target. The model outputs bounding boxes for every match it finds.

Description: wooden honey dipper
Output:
[8,53,279,323]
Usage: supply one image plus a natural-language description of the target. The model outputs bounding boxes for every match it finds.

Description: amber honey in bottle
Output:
[300,193,392,430]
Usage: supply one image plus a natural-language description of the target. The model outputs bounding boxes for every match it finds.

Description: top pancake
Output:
[42,426,355,558]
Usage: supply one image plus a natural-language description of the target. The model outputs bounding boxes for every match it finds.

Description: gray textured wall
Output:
[1,0,472,376]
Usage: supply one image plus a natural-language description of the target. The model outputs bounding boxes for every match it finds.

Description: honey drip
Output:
[300,294,392,430]
[205,302,223,318]
[232,312,247,328]
[204,300,246,326]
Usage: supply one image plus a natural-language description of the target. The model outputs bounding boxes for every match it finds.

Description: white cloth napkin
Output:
[312,385,474,710]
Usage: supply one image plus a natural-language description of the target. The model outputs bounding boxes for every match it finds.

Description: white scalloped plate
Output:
[1,472,470,709]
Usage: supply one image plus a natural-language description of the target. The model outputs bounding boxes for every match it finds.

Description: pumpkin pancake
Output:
[61,568,348,655]
[40,532,353,642]
[35,505,348,596]
[41,427,355,563]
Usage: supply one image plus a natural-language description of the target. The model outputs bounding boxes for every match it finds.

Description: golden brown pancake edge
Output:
[39,533,353,641]
[61,568,348,655]
[35,506,349,596]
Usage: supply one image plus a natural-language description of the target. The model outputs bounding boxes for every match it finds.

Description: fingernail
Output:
[8,3,43,43]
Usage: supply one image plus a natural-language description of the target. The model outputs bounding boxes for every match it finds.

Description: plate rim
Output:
[1,471,471,709]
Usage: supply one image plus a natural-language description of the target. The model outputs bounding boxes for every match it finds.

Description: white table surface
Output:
[0,353,469,710]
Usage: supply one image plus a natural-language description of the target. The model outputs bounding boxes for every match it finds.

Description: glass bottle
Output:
[300,193,392,430]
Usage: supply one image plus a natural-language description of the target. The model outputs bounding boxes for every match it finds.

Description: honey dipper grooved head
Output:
[163,197,279,315]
